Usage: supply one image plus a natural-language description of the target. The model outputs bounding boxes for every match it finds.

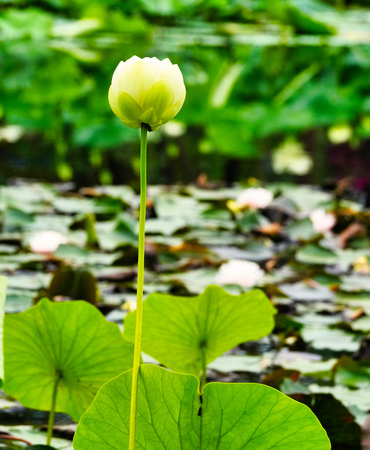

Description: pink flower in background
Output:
[29,231,68,254]
[216,259,264,288]
[309,208,336,233]
[236,187,273,209]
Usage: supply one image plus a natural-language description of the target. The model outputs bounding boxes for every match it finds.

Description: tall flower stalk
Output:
[129,123,148,449]
[108,56,185,448]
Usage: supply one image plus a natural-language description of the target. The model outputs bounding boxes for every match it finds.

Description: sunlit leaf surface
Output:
[124,285,276,375]
[3,299,133,421]
[73,364,331,449]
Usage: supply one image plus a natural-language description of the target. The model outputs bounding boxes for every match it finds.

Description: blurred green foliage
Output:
[0,0,370,185]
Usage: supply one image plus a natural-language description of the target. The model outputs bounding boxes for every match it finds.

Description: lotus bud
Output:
[108,56,186,131]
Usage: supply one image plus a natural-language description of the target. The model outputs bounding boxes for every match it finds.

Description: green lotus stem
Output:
[47,370,61,446]
[200,345,207,391]
[129,123,148,450]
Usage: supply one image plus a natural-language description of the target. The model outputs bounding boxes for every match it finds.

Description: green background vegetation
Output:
[1,1,370,447]
[1,0,370,187]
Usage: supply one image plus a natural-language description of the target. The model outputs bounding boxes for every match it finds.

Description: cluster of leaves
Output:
[1,0,370,185]
[0,179,369,447]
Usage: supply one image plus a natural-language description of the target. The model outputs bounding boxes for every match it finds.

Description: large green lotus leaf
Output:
[124,285,276,375]
[201,380,330,449]
[0,276,7,383]
[3,298,133,421]
[73,364,331,449]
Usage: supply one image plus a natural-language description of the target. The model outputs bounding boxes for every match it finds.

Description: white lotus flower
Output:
[216,259,264,288]
[236,187,273,210]
[108,56,186,131]
[309,208,336,233]
[29,231,68,254]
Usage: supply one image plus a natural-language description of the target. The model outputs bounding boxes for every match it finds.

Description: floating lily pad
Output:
[337,248,370,269]
[53,198,96,215]
[162,267,219,294]
[242,240,274,261]
[88,186,135,206]
[208,354,268,373]
[340,275,370,292]
[334,356,370,388]
[3,207,35,230]
[0,243,18,254]
[97,218,138,251]
[145,217,187,236]
[334,291,370,317]
[296,244,338,265]
[302,325,361,352]
[3,288,35,313]
[0,425,72,449]
[274,351,336,376]
[351,316,370,332]
[280,186,332,213]
[237,210,269,233]
[0,276,7,383]
[153,192,210,220]
[285,217,316,241]
[53,245,122,266]
[279,282,334,302]
[6,273,51,291]
[309,384,370,415]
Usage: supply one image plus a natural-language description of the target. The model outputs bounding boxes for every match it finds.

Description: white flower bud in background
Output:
[29,231,68,254]
[0,125,23,143]
[108,56,186,131]
[272,139,313,176]
[309,208,336,233]
[216,259,264,288]
[236,187,273,210]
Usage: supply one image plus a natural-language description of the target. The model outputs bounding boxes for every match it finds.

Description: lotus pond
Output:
[0,178,369,448]
[1,0,370,448]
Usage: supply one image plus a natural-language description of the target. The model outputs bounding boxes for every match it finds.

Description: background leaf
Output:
[296,244,338,265]
[124,285,276,375]
[0,276,7,384]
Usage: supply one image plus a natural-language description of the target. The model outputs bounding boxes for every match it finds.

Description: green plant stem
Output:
[47,371,61,446]
[129,124,148,450]
[200,348,207,392]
